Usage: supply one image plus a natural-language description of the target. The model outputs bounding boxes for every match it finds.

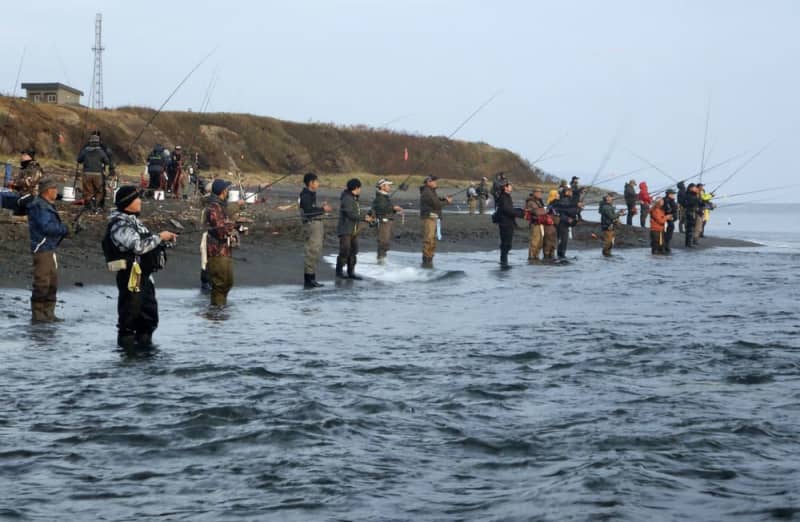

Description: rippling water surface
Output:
[2,208,799,521]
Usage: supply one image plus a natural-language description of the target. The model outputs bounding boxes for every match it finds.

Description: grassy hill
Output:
[0,96,549,186]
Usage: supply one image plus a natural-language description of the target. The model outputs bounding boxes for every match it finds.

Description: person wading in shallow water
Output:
[493,179,524,268]
[299,172,332,289]
[103,186,176,350]
[27,177,69,322]
[336,178,374,280]
[550,187,583,260]
[205,180,237,305]
[371,178,404,264]
[649,198,671,255]
[419,175,452,268]
[663,188,678,253]
[598,192,625,257]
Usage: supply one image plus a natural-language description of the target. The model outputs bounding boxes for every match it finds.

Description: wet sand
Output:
[0,192,759,289]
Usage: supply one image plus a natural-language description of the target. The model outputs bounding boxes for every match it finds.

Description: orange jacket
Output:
[650,206,667,232]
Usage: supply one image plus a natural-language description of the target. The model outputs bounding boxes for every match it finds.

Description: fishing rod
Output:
[531,132,568,166]
[184,70,219,198]
[713,182,800,201]
[130,46,218,152]
[395,90,502,192]
[594,165,652,187]
[709,142,772,195]
[699,93,712,183]
[0,48,26,155]
[628,149,680,183]
[578,121,625,205]
[647,149,749,197]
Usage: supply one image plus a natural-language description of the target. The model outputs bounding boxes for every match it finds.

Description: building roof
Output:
[20,82,84,96]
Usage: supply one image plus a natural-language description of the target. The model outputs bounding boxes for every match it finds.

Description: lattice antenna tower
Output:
[90,13,104,109]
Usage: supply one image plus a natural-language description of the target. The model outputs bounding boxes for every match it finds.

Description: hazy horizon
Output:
[2,1,798,201]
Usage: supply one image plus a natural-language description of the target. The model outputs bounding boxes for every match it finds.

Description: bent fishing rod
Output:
[395,90,502,193]
[646,150,749,198]
[710,142,772,195]
[130,45,219,152]
[699,93,712,183]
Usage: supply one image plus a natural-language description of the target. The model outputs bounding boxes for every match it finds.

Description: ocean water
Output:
[1,205,799,521]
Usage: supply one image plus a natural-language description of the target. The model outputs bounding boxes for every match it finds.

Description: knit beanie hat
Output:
[115,185,140,210]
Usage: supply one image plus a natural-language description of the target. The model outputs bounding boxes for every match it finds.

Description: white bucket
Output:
[154,190,165,201]
[228,189,240,202]
[244,192,256,203]
[62,186,75,202]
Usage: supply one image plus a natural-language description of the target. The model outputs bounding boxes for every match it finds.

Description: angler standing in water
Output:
[103,186,176,350]
[624,179,638,226]
[27,177,69,322]
[494,179,523,268]
[598,192,625,257]
[336,178,374,279]
[676,181,687,233]
[205,180,237,305]
[638,181,652,227]
[551,187,583,260]
[419,176,452,268]
[525,187,548,261]
[683,183,702,248]
[663,188,678,253]
[649,198,671,255]
[371,179,403,264]
[299,172,332,289]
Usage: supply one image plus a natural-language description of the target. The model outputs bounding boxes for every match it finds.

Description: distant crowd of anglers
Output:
[2,138,715,352]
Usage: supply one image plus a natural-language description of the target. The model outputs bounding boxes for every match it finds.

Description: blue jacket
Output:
[27,197,68,253]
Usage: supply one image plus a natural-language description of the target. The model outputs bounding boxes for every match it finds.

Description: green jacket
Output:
[371,191,396,219]
[599,201,620,231]
[337,190,363,236]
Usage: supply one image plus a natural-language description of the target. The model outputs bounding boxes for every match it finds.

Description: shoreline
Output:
[0,196,760,290]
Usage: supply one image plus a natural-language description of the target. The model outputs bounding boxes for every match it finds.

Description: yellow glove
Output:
[127,261,142,292]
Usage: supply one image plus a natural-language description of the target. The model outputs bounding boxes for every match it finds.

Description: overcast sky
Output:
[3,0,798,200]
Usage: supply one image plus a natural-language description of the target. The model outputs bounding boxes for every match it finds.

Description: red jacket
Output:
[650,206,667,232]
[638,182,652,205]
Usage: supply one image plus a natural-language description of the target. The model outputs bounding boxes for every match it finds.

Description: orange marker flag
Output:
[404,147,408,161]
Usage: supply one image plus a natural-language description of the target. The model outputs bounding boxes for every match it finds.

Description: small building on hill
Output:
[20,83,83,106]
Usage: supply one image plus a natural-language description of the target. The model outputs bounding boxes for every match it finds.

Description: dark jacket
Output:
[299,187,325,222]
[495,191,522,225]
[684,191,703,217]
[371,191,396,219]
[147,148,167,176]
[677,182,687,207]
[105,209,165,276]
[663,196,678,220]
[551,197,581,226]
[27,196,68,253]
[598,201,620,231]
[76,145,110,174]
[337,190,363,236]
[419,185,447,218]
[624,182,637,206]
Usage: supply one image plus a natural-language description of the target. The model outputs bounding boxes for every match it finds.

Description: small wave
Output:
[489,350,543,362]
[725,373,774,385]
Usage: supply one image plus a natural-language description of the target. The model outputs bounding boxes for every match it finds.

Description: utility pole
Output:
[89,13,104,109]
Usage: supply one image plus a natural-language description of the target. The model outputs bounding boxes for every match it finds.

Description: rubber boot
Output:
[304,273,315,289]
[335,256,346,278]
[44,301,64,322]
[347,257,362,280]
[500,252,510,269]
[421,256,433,269]
[117,331,136,350]
[309,273,324,288]
[31,300,49,323]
